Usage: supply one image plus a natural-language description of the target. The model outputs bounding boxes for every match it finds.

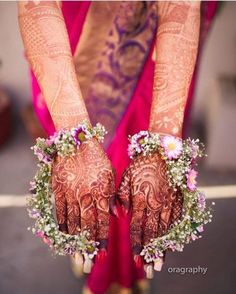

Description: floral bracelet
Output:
[27,121,107,260]
[128,131,214,264]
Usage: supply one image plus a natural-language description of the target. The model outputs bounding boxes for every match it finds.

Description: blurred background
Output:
[0,1,236,294]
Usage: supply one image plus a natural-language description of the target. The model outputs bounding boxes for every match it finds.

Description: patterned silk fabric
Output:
[74,1,158,147]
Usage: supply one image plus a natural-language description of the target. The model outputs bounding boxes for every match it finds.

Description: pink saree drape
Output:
[29,2,218,293]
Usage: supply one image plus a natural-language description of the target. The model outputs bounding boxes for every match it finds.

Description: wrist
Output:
[148,125,182,139]
[53,115,92,132]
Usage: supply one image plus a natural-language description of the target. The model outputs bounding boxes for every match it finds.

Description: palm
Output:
[52,138,115,248]
[118,152,183,257]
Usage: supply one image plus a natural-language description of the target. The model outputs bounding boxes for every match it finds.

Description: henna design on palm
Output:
[118,152,183,262]
[52,138,116,247]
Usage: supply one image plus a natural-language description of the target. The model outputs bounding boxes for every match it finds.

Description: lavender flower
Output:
[197,192,206,211]
[190,141,199,159]
[28,208,41,219]
[29,181,37,195]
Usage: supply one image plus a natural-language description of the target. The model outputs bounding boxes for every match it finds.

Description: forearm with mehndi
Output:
[149,1,201,137]
[18,1,89,130]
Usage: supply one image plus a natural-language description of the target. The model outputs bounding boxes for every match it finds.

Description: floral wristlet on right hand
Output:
[118,131,214,279]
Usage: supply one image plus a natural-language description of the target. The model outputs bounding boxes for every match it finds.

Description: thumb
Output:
[109,194,119,218]
[52,172,68,233]
[117,168,131,215]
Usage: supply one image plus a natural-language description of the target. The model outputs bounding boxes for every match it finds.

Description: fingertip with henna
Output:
[96,248,107,263]
[74,252,84,267]
[109,195,119,218]
[58,223,68,234]
[121,204,129,215]
[154,257,164,271]
[83,257,93,274]
[134,254,143,268]
[144,264,154,279]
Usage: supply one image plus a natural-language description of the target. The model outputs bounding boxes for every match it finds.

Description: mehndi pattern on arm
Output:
[18,1,89,130]
[149,1,201,137]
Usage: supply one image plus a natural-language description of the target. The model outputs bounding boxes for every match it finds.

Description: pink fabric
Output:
[87,30,157,294]
[29,1,218,293]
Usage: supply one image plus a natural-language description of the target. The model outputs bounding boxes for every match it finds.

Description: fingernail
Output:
[83,257,93,274]
[112,206,119,218]
[154,257,164,271]
[144,264,154,279]
[134,255,143,268]
[96,249,107,263]
[121,205,128,215]
[74,252,83,268]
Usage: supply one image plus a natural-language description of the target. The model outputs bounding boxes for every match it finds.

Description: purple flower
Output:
[29,181,37,195]
[191,143,199,159]
[165,240,177,251]
[141,244,163,263]
[137,134,147,146]
[46,132,58,147]
[34,148,52,164]
[28,208,41,219]
[64,244,76,255]
[128,131,150,157]
[72,126,87,146]
[197,192,206,210]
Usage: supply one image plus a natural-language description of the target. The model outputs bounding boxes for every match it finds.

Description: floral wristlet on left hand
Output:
[127,131,214,272]
[27,121,107,262]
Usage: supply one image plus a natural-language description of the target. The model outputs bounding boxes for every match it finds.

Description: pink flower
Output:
[35,231,44,238]
[191,233,199,241]
[161,136,183,159]
[186,169,198,191]
[45,138,54,147]
[43,236,52,246]
[197,224,204,233]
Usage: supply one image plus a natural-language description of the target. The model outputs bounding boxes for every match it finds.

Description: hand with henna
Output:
[117,150,183,277]
[52,138,116,272]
